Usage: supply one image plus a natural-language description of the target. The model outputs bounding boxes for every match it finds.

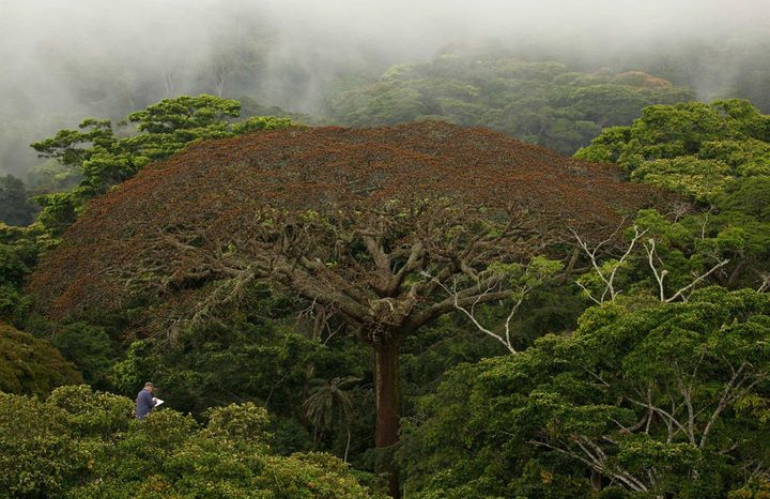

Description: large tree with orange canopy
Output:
[30,121,660,497]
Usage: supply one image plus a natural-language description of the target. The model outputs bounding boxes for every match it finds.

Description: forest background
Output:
[2,1,770,498]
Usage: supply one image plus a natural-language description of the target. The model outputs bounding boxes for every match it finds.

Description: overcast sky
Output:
[3,0,767,53]
[2,0,768,105]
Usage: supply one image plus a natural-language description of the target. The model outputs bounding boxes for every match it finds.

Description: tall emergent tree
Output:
[30,121,659,497]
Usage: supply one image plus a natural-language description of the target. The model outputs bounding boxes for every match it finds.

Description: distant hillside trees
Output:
[325,56,694,155]
[0,175,36,226]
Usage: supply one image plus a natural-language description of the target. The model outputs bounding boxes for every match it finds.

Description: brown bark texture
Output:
[374,337,403,498]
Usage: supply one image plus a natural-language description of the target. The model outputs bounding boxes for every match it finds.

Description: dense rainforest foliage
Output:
[401,288,770,498]
[26,119,658,497]
[324,56,693,155]
[1,386,378,499]
[1,43,770,499]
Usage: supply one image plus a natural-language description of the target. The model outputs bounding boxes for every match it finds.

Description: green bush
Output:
[47,385,133,437]
[0,387,378,499]
[0,324,82,396]
[0,393,84,499]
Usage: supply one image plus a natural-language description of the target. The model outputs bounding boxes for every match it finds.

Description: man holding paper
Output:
[136,382,163,419]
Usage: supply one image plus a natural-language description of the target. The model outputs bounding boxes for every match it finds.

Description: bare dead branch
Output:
[571,224,647,303]
[643,238,730,302]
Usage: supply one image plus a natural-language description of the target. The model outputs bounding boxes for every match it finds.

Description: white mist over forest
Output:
[1,0,769,176]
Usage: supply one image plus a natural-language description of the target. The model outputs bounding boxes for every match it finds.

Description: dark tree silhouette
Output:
[30,121,660,497]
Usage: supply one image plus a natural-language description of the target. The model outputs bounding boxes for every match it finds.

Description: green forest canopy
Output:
[1,77,769,498]
[325,56,694,155]
[0,386,378,499]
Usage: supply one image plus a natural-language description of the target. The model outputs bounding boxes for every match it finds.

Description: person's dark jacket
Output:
[136,389,156,419]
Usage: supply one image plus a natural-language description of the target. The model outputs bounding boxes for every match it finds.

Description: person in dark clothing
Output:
[136,382,157,420]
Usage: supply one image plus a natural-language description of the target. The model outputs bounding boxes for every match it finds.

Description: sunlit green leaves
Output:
[577,99,770,205]
[0,388,377,499]
[631,157,732,202]
[401,289,770,498]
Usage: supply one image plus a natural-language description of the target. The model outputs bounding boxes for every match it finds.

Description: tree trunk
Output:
[590,469,603,491]
[727,258,749,288]
[301,306,325,430]
[374,337,402,498]
[344,426,352,463]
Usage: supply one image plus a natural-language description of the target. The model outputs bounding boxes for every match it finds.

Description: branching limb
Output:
[643,238,730,302]
[432,276,519,354]
[427,260,554,354]
[627,396,692,444]
[529,438,649,492]
[571,224,647,304]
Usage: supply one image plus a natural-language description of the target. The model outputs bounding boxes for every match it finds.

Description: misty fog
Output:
[1,0,769,177]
